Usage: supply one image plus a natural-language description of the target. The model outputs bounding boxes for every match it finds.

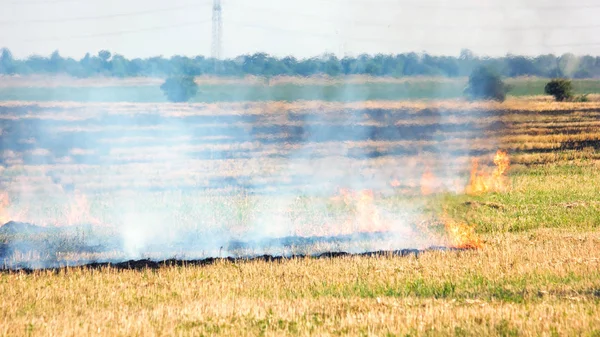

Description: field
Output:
[0,76,600,102]
[0,95,599,335]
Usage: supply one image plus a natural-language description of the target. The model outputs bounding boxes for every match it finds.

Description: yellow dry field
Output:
[1,231,599,336]
[0,97,599,336]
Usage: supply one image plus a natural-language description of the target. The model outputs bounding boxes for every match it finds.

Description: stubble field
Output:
[0,96,599,336]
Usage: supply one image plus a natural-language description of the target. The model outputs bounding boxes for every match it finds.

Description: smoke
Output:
[0,78,498,270]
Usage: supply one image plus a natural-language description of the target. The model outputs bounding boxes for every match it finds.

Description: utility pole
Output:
[211,0,223,60]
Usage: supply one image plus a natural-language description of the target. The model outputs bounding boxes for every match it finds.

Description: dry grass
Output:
[1,98,599,336]
[2,96,600,114]
[1,230,598,336]
[1,97,599,212]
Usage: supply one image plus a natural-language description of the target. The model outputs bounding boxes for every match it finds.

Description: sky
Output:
[1,0,599,60]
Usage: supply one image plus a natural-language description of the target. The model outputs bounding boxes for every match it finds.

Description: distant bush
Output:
[572,94,589,102]
[160,76,198,102]
[464,66,511,102]
[544,78,574,101]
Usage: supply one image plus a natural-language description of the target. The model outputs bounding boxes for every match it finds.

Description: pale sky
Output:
[1,0,599,60]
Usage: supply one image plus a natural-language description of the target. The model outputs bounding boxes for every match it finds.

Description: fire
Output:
[64,190,102,226]
[466,150,511,195]
[0,191,27,225]
[493,150,510,178]
[337,188,389,234]
[420,167,440,195]
[0,190,30,225]
[466,159,489,194]
[444,217,483,249]
[0,189,103,228]
[391,167,443,195]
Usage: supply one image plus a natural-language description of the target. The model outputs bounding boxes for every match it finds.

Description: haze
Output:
[1,0,599,60]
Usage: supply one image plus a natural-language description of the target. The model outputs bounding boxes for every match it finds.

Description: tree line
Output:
[1,48,599,78]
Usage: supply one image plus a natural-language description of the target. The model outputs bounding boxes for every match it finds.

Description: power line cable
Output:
[5,0,600,55]
[229,21,600,51]
[0,2,211,25]
[18,19,211,43]
[231,3,600,32]
[298,0,600,11]
[4,0,599,30]
[3,0,98,5]
[6,0,600,9]
[12,17,600,51]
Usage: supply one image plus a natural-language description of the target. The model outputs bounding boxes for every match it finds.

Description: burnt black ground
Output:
[0,246,466,273]
[0,221,464,272]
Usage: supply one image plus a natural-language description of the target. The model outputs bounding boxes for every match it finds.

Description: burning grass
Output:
[466,150,511,195]
[5,148,600,268]
[2,96,598,268]
[443,164,600,233]
[444,219,483,250]
[0,191,473,269]
[0,98,599,335]
[335,189,387,235]
[0,173,489,269]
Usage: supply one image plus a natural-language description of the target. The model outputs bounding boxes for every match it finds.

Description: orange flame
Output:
[466,150,511,195]
[336,188,389,235]
[420,167,440,195]
[329,188,484,250]
[64,191,102,226]
[466,159,489,194]
[0,188,106,228]
[444,216,483,249]
[391,167,443,195]
[492,150,510,181]
[0,191,28,225]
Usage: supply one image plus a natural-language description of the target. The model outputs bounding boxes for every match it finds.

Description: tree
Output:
[458,49,477,76]
[557,53,578,78]
[544,78,574,101]
[63,57,86,77]
[0,48,15,74]
[296,58,319,76]
[160,76,198,102]
[98,50,112,62]
[3,49,600,79]
[506,55,538,77]
[110,54,129,77]
[48,50,65,73]
[436,56,459,77]
[322,54,341,76]
[464,66,510,102]
[533,54,559,77]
